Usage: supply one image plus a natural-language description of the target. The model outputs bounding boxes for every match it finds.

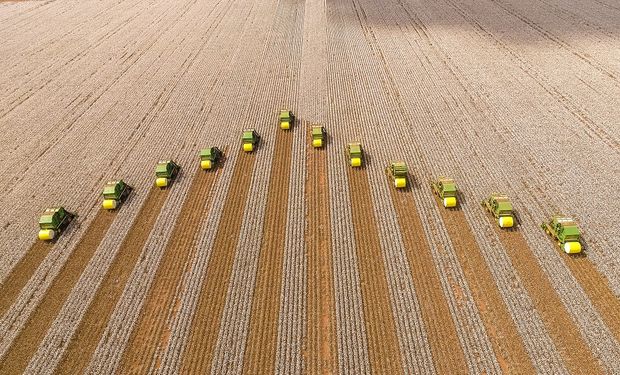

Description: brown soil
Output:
[0,209,116,375]
[303,147,337,374]
[54,187,169,374]
[346,167,403,374]
[179,149,256,373]
[388,189,469,373]
[438,203,534,373]
[242,130,294,374]
[496,227,603,373]
[0,242,53,317]
[559,251,620,345]
[118,164,223,373]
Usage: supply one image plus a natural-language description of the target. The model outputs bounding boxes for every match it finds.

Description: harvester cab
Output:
[388,162,408,188]
[155,160,180,188]
[200,147,222,170]
[541,216,582,254]
[431,177,458,208]
[347,142,363,167]
[102,180,131,210]
[311,125,326,148]
[482,193,514,228]
[242,129,260,152]
[279,110,294,130]
[38,207,74,241]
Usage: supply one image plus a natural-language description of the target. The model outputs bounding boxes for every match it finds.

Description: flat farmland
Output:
[0,0,619,373]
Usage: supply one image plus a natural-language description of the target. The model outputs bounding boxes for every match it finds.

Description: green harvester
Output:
[242,129,260,152]
[482,193,514,228]
[541,215,582,254]
[279,109,295,130]
[311,125,326,148]
[431,177,458,208]
[38,207,74,241]
[102,180,132,210]
[388,162,408,188]
[200,147,222,170]
[155,160,180,188]
[347,142,363,167]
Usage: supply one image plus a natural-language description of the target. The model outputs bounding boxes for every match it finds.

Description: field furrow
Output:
[118,164,222,373]
[346,167,403,374]
[179,150,256,373]
[388,187,469,373]
[436,202,534,373]
[0,209,116,374]
[304,145,337,374]
[51,187,168,373]
[0,241,52,316]
[242,130,294,374]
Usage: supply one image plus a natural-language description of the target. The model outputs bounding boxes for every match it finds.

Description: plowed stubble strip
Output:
[0,242,53,317]
[388,189,468,373]
[242,130,293,374]
[180,149,255,373]
[0,209,116,375]
[119,164,223,374]
[558,251,620,345]
[54,187,169,374]
[492,222,602,373]
[346,167,402,374]
[435,200,533,373]
[303,147,337,374]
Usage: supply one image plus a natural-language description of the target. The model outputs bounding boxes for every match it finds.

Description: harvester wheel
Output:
[102,199,117,210]
[201,160,212,170]
[243,143,254,152]
[312,139,323,148]
[38,229,55,241]
[156,177,169,187]
[443,197,457,208]
[351,157,362,167]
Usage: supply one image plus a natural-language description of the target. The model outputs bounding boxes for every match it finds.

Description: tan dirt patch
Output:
[0,209,116,374]
[118,163,223,373]
[54,187,168,374]
[303,146,337,374]
[179,149,256,373]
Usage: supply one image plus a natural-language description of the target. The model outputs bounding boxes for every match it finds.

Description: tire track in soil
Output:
[0,242,52,317]
[387,188,469,374]
[179,149,255,373]
[303,145,337,374]
[435,199,534,373]
[0,209,116,374]
[53,187,169,374]
[557,253,620,345]
[118,162,224,374]
[346,167,403,374]
[492,223,603,373]
[242,130,293,374]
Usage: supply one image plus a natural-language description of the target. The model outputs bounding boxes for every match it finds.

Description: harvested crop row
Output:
[52,187,169,374]
[0,241,52,317]
[556,251,620,344]
[387,187,468,373]
[0,209,116,374]
[118,164,223,373]
[304,146,337,374]
[242,129,294,374]
[179,150,256,373]
[346,167,403,374]
[436,203,534,373]
[495,228,603,373]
